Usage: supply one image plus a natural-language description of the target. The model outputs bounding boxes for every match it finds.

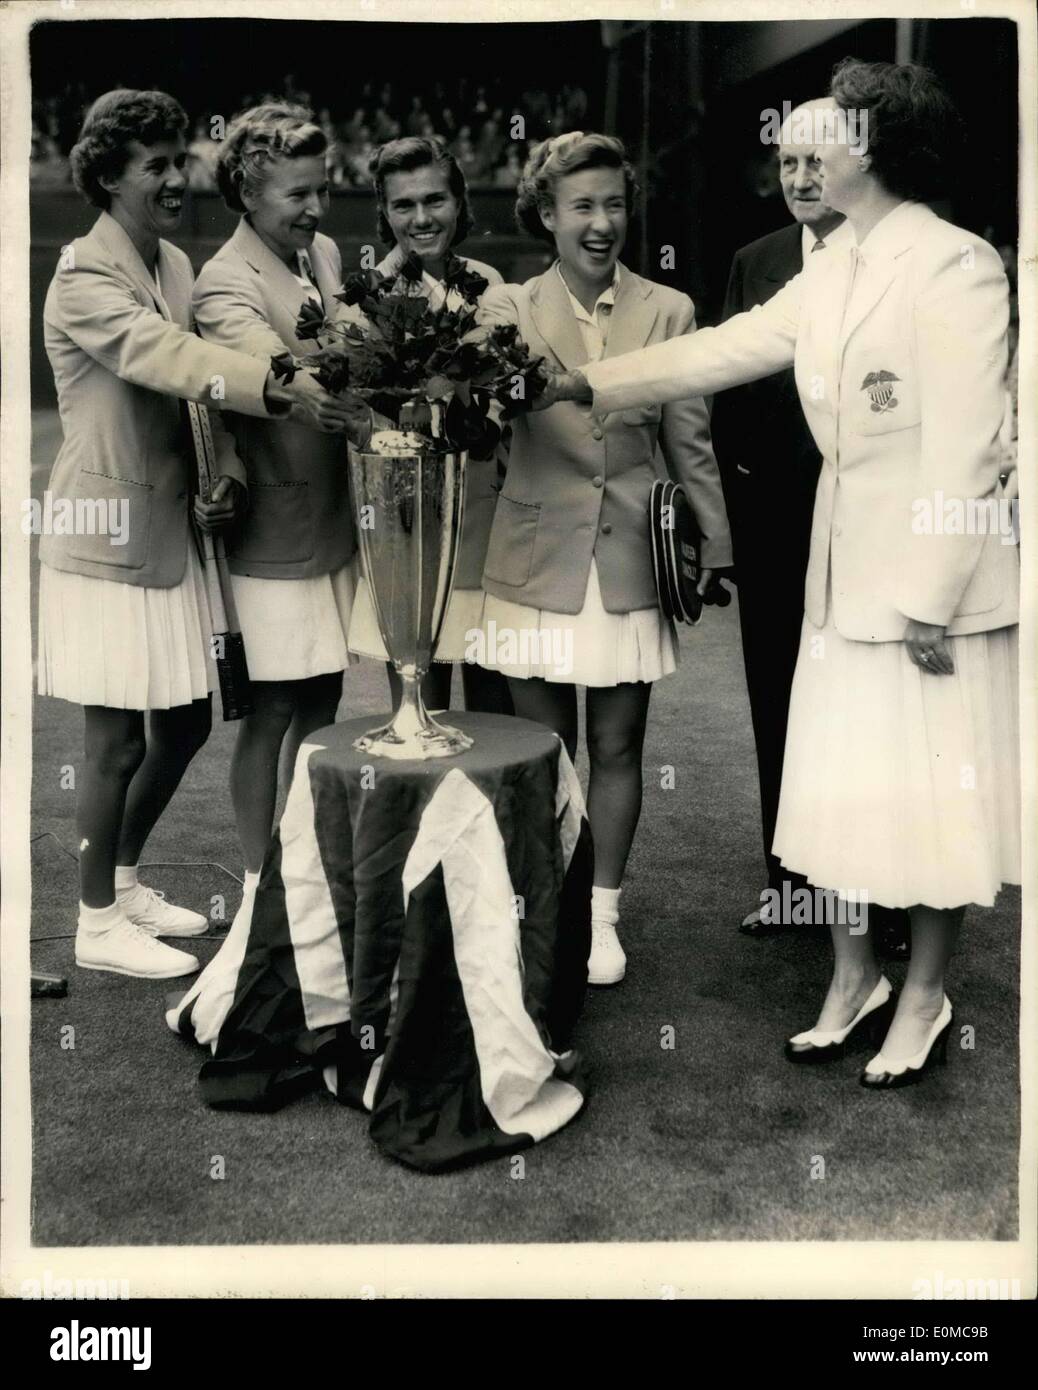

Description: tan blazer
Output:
[586,204,1017,641]
[192,219,357,579]
[40,212,272,588]
[476,263,732,614]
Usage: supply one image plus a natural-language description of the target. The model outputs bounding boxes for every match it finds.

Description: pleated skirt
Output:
[231,560,358,682]
[773,610,1020,910]
[481,558,678,687]
[38,546,213,711]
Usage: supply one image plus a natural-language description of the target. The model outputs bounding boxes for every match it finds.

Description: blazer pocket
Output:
[67,470,152,570]
[848,367,921,436]
[232,480,314,565]
[482,495,541,587]
[621,405,662,426]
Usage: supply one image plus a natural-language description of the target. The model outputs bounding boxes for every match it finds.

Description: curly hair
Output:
[69,89,188,209]
[370,136,474,247]
[514,131,639,244]
[830,58,961,202]
[216,102,328,213]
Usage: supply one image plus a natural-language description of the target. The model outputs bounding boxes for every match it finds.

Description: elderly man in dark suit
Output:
[710,100,907,953]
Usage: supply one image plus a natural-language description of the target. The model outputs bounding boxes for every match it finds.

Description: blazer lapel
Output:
[93,212,170,317]
[310,237,343,316]
[838,252,898,355]
[837,202,931,354]
[603,265,658,359]
[808,246,854,399]
[154,241,193,327]
[231,217,322,352]
[528,267,592,370]
[759,223,804,287]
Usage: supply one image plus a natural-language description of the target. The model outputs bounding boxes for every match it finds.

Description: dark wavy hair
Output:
[216,103,328,213]
[830,58,960,202]
[69,89,188,209]
[514,131,639,244]
[370,136,474,247]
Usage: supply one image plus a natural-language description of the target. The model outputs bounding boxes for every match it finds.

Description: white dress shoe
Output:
[861,996,954,1088]
[785,976,895,1061]
[76,917,200,979]
[588,920,626,986]
[116,883,208,937]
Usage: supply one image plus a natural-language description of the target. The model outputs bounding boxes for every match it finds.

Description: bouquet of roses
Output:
[269,251,548,456]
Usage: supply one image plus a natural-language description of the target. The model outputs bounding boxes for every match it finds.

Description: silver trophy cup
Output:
[350,440,474,759]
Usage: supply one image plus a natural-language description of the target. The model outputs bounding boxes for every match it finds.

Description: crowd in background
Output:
[30,76,591,190]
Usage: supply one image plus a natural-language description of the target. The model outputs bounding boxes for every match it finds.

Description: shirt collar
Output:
[853,200,924,260]
[556,260,621,324]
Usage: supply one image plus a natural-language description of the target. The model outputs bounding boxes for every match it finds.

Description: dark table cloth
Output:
[167,712,592,1172]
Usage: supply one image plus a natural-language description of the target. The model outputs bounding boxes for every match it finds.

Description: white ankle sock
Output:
[78,901,124,933]
[114,864,139,893]
[591,885,621,925]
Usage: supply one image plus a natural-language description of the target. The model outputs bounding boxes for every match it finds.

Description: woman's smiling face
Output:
[102,137,188,238]
[244,153,329,263]
[542,165,628,283]
[383,164,460,270]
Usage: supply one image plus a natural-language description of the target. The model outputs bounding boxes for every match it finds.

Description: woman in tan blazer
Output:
[477,133,732,986]
[37,90,351,981]
[552,64,1020,1086]
[193,103,371,893]
[345,135,513,718]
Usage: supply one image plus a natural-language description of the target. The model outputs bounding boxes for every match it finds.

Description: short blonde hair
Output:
[216,102,327,213]
[514,131,638,244]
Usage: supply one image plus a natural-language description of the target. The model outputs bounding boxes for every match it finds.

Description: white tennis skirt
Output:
[38,545,213,711]
[347,579,487,665]
[481,559,678,688]
[232,560,358,683]
[773,612,1020,911]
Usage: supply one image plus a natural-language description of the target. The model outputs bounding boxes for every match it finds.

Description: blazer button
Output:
[592,427,603,440]
[833,524,843,537]
[601,522,613,535]
[592,475,603,487]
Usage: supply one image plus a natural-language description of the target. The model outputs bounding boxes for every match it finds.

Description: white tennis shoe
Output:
[588,920,626,986]
[116,883,208,937]
[76,916,200,979]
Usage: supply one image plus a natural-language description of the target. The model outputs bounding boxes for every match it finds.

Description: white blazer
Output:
[585,202,1017,642]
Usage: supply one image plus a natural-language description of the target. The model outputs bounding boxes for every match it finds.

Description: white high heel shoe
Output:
[785,976,895,1063]
[861,996,954,1088]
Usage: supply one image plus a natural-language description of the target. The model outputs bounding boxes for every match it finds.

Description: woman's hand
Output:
[194,475,244,533]
[341,392,374,449]
[696,567,714,598]
[263,368,359,433]
[904,618,954,675]
[534,369,593,410]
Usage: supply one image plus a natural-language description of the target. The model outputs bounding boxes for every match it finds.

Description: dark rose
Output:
[295,297,326,341]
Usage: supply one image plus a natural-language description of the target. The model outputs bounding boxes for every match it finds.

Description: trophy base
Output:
[353,714,474,762]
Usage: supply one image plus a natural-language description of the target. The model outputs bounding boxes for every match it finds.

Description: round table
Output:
[167,712,593,1172]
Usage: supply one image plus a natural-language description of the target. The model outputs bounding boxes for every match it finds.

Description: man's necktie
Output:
[811,238,826,252]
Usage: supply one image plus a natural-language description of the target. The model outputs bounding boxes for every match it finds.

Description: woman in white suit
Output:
[193,104,372,898]
[477,133,732,986]
[345,135,513,718]
[550,63,1020,1084]
[38,90,351,980]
